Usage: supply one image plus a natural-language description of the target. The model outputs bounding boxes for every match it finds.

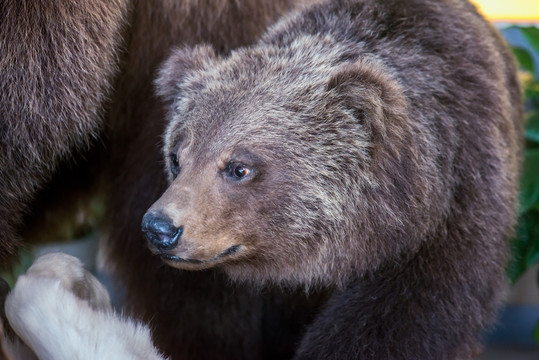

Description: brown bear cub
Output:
[145,0,523,358]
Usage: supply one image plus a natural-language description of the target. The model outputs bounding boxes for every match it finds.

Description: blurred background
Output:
[471,1,539,359]
[1,1,539,359]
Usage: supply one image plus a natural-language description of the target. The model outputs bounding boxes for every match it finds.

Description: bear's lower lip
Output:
[160,254,203,264]
[159,245,241,264]
[215,244,241,258]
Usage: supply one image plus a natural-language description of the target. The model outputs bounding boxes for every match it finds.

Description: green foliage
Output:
[508,26,539,283]
[521,27,539,55]
[0,251,34,289]
[0,197,105,290]
[506,25,539,344]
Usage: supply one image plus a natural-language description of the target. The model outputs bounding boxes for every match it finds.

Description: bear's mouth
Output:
[158,244,242,265]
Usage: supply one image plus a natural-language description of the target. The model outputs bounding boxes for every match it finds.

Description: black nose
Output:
[141,212,182,250]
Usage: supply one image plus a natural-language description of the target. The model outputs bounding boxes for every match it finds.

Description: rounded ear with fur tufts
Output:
[327,59,410,147]
[326,59,416,170]
[154,44,217,104]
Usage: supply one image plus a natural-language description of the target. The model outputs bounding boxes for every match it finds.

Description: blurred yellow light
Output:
[470,0,539,22]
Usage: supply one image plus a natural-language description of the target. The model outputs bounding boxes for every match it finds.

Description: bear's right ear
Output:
[155,44,216,104]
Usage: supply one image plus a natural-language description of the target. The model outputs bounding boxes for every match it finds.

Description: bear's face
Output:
[145,41,433,287]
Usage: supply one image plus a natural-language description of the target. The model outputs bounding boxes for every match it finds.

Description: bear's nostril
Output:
[141,212,182,250]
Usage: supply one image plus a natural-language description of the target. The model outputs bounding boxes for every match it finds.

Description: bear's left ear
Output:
[326,59,410,148]
[155,44,216,104]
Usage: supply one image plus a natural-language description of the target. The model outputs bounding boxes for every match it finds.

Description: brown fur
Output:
[1,0,314,359]
[146,0,523,358]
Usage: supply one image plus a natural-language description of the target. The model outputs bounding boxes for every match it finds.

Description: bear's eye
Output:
[234,166,249,178]
[169,153,180,178]
[225,163,252,181]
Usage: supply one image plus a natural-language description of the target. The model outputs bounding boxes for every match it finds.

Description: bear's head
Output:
[143,39,438,287]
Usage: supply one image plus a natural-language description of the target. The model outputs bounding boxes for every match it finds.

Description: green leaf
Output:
[508,232,528,283]
[509,209,539,283]
[525,112,539,144]
[0,251,34,288]
[519,149,539,213]
[525,221,539,268]
[509,213,531,282]
[513,47,535,75]
[525,85,539,104]
[520,26,539,56]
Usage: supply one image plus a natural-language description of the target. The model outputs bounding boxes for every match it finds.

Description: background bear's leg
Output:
[0,0,129,263]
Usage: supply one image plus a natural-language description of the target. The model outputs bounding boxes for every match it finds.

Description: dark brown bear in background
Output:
[143,0,523,358]
[0,0,312,359]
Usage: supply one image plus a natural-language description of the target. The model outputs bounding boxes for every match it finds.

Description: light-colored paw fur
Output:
[5,253,166,360]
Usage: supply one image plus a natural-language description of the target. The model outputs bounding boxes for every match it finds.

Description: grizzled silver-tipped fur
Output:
[152,0,523,358]
[156,39,438,287]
